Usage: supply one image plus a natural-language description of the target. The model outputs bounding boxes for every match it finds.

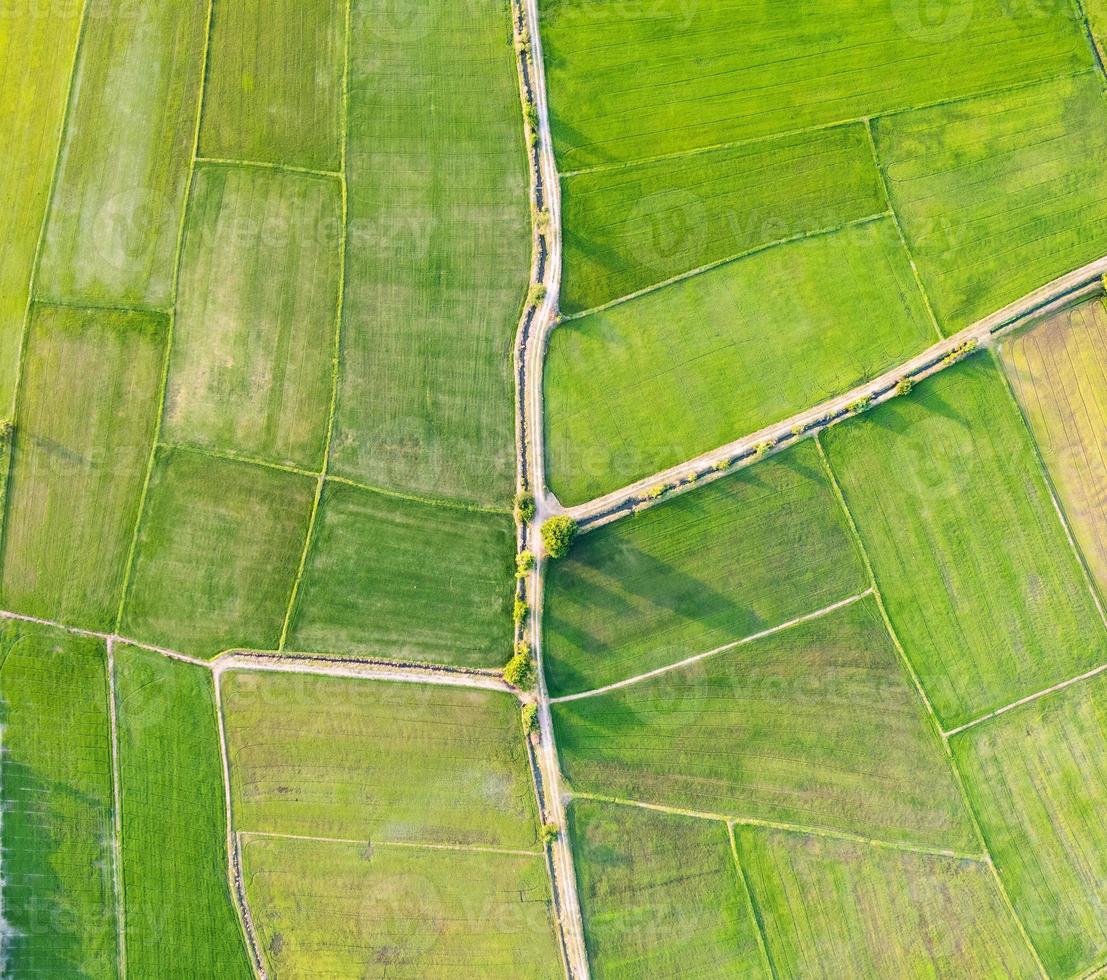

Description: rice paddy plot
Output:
[164,164,342,470]
[114,644,252,978]
[736,827,1039,977]
[36,0,209,309]
[1,305,166,630]
[951,674,1107,978]
[568,800,768,978]
[874,72,1107,331]
[822,355,1107,730]
[287,480,514,669]
[540,0,1091,170]
[0,4,84,412]
[120,448,315,658]
[559,124,885,314]
[222,671,539,849]
[200,0,345,171]
[0,621,117,977]
[544,218,936,504]
[553,598,975,852]
[241,835,561,979]
[1000,299,1107,599]
[330,0,529,506]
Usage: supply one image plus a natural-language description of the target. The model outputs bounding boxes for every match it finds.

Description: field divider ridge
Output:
[193,155,342,181]
[726,822,780,979]
[238,829,543,858]
[105,639,128,979]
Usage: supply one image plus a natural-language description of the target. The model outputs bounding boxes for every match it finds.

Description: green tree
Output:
[515,492,536,523]
[503,643,534,689]
[541,516,577,558]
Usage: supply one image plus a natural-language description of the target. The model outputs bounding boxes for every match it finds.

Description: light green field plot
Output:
[952,676,1107,978]
[1001,300,1107,598]
[37,0,209,308]
[222,671,538,848]
[736,828,1038,977]
[330,0,529,506]
[568,800,767,978]
[288,480,514,668]
[560,124,884,314]
[0,6,83,411]
[0,621,117,977]
[241,835,560,978]
[163,164,341,470]
[114,644,251,978]
[823,355,1107,729]
[543,439,865,696]
[540,0,1091,170]
[874,72,1107,331]
[545,218,936,503]
[120,449,314,658]
[554,598,975,851]
[200,0,345,171]
[1,305,165,630]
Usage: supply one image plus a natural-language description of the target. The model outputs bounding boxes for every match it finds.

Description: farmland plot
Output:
[822,355,1107,729]
[553,598,975,851]
[568,800,768,978]
[0,621,117,977]
[544,218,936,503]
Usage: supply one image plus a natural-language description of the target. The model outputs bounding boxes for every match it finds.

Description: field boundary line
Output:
[28,296,172,319]
[726,823,779,979]
[105,640,127,979]
[328,473,514,515]
[1070,0,1107,78]
[238,829,543,858]
[193,155,342,181]
[159,441,319,480]
[549,590,872,703]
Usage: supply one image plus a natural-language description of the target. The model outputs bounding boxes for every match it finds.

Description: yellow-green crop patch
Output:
[568,800,768,978]
[1,305,166,631]
[241,835,561,978]
[823,355,1107,730]
[287,480,514,668]
[199,0,345,171]
[545,218,937,503]
[554,598,975,851]
[164,164,342,470]
[120,449,314,658]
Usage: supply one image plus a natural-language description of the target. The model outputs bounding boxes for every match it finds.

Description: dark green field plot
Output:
[120,449,314,658]
[114,644,251,978]
[736,828,1038,977]
[874,72,1107,331]
[543,440,865,696]
[952,676,1107,978]
[330,0,529,506]
[823,355,1107,730]
[1,305,165,630]
[559,124,884,314]
[568,800,767,978]
[545,218,936,503]
[0,621,117,977]
[288,480,514,668]
[200,0,345,171]
[163,164,341,470]
[540,0,1090,170]
[241,835,561,978]
[37,0,209,308]
[222,671,539,848]
[554,598,975,852]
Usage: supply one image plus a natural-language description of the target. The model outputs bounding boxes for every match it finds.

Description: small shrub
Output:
[895,377,914,397]
[503,647,534,689]
[712,458,729,472]
[516,550,535,576]
[791,423,805,437]
[539,823,559,845]
[513,596,528,627]
[0,419,11,439]
[529,283,547,306]
[846,395,872,414]
[535,209,550,233]
[515,492,536,523]
[541,516,577,559]
[646,484,666,500]
[521,702,537,733]
[753,440,772,458]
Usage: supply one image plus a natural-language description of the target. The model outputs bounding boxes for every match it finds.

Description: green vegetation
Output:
[541,515,577,558]
[545,219,936,503]
[521,702,537,734]
[504,645,535,689]
[0,621,117,976]
[114,644,251,978]
[516,492,536,523]
[1,305,165,630]
[164,164,342,470]
[823,356,1107,729]
[330,0,529,506]
[736,827,1039,976]
[952,676,1107,977]
[874,73,1107,330]
[200,0,345,171]
[516,550,535,576]
[569,800,768,978]
[222,670,539,848]
[287,480,514,667]
[543,440,865,696]
[121,449,315,658]
[554,598,975,851]
[894,377,914,397]
[241,835,560,978]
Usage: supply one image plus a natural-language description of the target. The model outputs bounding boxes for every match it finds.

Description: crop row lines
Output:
[237,829,544,859]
